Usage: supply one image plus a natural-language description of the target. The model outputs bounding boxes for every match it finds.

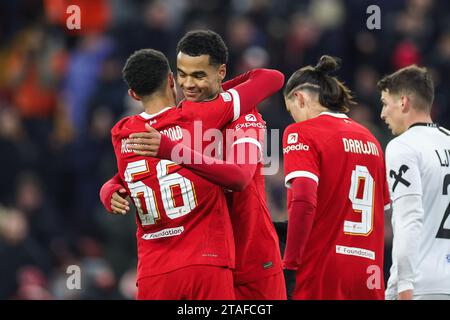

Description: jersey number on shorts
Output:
[345,165,374,236]
[436,174,450,239]
[124,159,197,226]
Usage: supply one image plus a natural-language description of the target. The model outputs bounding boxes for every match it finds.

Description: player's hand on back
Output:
[128,123,161,157]
[111,188,130,215]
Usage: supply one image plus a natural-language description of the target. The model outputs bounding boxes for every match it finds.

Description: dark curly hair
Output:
[176,30,228,65]
[122,49,170,97]
[284,55,355,113]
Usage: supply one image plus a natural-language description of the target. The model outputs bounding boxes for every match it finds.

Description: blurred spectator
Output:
[226,15,266,71]
[70,106,116,236]
[0,207,51,299]
[309,0,345,31]
[88,56,127,120]
[44,0,112,35]
[5,27,64,120]
[112,0,174,61]
[14,266,53,300]
[392,40,421,69]
[0,107,37,204]
[234,45,269,74]
[4,26,68,178]
[430,31,450,128]
[72,237,121,299]
[49,238,122,300]
[62,34,114,135]
[118,268,137,300]
[284,13,322,73]
[353,65,381,109]
[15,172,63,249]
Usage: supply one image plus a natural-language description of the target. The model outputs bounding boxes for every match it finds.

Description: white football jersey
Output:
[385,123,450,298]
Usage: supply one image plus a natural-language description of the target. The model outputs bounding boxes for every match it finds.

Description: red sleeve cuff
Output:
[157,133,178,160]
[99,174,123,212]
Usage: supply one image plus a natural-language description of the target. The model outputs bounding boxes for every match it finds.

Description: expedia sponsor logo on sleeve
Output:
[283,143,310,154]
[287,133,298,144]
[245,114,257,122]
[235,122,266,131]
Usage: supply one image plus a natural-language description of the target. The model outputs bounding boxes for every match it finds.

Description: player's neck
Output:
[406,111,433,129]
[142,95,176,115]
[309,105,328,119]
[202,90,222,102]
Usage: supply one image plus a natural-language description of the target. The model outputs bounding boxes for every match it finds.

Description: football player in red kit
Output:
[101,31,286,299]
[111,48,284,299]
[282,56,390,300]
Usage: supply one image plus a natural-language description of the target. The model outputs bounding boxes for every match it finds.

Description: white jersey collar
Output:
[139,107,174,119]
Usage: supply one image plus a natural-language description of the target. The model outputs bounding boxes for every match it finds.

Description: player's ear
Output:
[400,95,410,113]
[217,64,226,82]
[128,89,141,101]
[168,72,175,88]
[293,91,305,109]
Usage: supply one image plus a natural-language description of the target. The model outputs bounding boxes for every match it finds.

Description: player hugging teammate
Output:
[100,30,450,301]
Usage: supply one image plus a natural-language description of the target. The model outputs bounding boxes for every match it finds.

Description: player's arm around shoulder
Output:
[182,68,285,129]
[231,68,285,112]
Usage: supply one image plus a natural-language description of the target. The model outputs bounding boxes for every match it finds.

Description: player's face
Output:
[380,90,406,135]
[176,52,226,102]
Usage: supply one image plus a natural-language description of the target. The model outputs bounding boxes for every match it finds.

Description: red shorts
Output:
[293,263,385,300]
[136,265,235,300]
[234,271,287,300]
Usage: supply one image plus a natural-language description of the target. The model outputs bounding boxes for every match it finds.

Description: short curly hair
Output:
[122,49,170,97]
[176,30,228,65]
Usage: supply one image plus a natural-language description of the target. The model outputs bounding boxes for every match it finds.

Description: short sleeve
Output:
[283,124,320,188]
[385,140,422,201]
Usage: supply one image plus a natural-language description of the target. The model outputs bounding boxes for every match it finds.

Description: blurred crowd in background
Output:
[0,0,449,299]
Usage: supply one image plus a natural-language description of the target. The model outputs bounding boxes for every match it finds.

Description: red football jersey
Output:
[222,109,283,285]
[111,93,242,281]
[283,112,390,300]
